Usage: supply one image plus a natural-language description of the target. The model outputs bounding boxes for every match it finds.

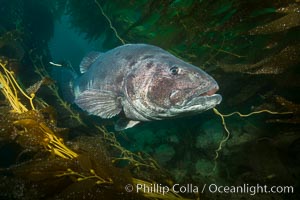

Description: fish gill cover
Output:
[0,0,299,199]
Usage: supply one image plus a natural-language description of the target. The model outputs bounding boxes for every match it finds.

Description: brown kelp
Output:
[0,60,190,199]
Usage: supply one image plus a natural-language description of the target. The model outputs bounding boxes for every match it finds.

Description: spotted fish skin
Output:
[56,44,222,130]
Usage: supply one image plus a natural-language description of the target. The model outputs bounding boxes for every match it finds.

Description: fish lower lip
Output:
[185,93,222,106]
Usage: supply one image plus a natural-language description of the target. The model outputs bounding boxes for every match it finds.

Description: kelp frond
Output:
[0,60,78,160]
[0,62,34,113]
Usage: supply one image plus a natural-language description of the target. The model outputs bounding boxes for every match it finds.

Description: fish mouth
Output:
[169,80,222,116]
[198,86,219,97]
[182,85,222,109]
[186,84,221,102]
[170,88,222,116]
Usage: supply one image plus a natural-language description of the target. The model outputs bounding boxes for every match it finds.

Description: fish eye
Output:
[170,66,179,75]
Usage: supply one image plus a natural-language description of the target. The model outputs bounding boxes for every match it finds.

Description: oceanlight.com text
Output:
[208,183,294,196]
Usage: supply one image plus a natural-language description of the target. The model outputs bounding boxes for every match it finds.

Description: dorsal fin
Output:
[80,51,102,74]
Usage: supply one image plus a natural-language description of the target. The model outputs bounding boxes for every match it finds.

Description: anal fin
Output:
[115,118,140,131]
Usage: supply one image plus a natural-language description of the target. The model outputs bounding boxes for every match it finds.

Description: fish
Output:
[51,44,222,130]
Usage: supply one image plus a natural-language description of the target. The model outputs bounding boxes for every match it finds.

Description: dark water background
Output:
[0,0,299,199]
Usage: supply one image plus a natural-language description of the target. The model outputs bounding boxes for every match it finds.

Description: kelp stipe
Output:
[210,107,293,175]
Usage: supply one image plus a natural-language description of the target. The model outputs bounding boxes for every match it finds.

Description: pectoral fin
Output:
[115,118,140,131]
[75,89,122,118]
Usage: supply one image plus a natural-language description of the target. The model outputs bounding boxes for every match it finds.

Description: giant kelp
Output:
[0,60,190,199]
[66,0,299,63]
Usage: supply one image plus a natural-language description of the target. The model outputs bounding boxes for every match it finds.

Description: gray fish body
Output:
[69,44,222,130]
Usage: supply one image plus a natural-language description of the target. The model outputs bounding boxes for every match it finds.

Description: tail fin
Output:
[50,67,77,103]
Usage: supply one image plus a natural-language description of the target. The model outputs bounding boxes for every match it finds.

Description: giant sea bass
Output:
[51,44,222,130]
